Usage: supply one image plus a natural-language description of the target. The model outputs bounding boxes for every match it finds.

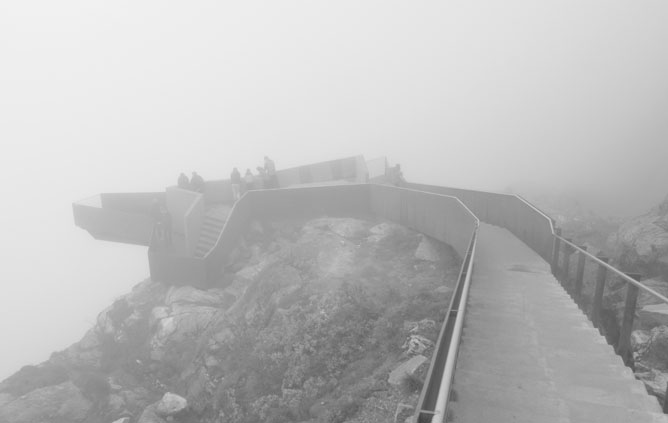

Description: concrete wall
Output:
[100,192,165,214]
[150,184,478,286]
[203,180,234,205]
[366,157,387,182]
[250,184,371,220]
[275,156,360,188]
[204,193,254,283]
[369,184,477,258]
[73,203,154,246]
[165,187,202,237]
[184,194,205,256]
[403,182,554,261]
[148,243,207,288]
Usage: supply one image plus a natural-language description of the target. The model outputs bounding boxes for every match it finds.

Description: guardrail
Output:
[402,183,554,262]
[403,182,668,414]
[73,193,162,246]
[552,234,668,412]
[416,230,477,423]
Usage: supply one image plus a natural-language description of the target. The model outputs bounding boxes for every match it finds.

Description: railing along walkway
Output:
[448,223,666,423]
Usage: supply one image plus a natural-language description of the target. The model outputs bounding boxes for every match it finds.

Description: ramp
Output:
[449,223,666,423]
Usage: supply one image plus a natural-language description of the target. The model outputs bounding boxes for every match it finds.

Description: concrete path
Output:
[449,223,667,423]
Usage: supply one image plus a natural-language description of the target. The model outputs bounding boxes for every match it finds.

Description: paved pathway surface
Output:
[449,223,667,423]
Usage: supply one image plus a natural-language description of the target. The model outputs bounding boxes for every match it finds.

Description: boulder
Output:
[111,418,131,423]
[389,355,428,385]
[368,222,404,243]
[327,218,368,238]
[631,330,650,354]
[394,403,415,423]
[639,304,668,328]
[608,195,668,268]
[0,393,14,407]
[137,404,166,423]
[636,369,668,398]
[639,326,668,370]
[165,286,227,307]
[155,392,188,416]
[415,235,440,262]
[236,257,277,283]
[402,334,434,355]
[0,381,92,423]
[435,285,453,295]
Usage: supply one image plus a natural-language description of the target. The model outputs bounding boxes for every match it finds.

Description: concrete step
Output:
[450,223,665,422]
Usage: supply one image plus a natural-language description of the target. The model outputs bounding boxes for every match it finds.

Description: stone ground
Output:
[0,215,462,423]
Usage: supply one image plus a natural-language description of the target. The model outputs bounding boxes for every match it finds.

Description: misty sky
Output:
[1,1,668,380]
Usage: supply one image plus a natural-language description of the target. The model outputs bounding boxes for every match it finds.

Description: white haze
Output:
[1,1,668,380]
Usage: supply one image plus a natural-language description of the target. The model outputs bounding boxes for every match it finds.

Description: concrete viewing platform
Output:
[450,223,667,423]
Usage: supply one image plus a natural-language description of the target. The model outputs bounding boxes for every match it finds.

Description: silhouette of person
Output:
[244,169,255,192]
[230,167,241,201]
[264,156,277,188]
[190,172,205,193]
[177,172,189,189]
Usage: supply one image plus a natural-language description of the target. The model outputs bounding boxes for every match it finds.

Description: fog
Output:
[1,1,667,380]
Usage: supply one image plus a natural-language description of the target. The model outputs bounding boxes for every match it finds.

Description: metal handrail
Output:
[513,194,668,306]
[556,235,668,305]
[514,194,556,231]
[432,233,477,422]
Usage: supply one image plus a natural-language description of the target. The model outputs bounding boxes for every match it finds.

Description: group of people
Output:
[177,171,205,192]
[230,156,277,201]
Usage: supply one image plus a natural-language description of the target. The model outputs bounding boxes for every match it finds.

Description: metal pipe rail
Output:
[513,195,668,412]
[432,234,477,422]
[414,229,478,423]
[555,236,668,305]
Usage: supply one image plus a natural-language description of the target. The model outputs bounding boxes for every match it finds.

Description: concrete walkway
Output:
[449,223,667,423]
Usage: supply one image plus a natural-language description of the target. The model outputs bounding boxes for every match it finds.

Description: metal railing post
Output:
[663,388,668,414]
[591,256,609,330]
[616,272,641,365]
[574,245,587,302]
[551,228,562,276]
[561,238,573,286]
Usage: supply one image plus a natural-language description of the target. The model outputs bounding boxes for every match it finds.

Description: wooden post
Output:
[551,228,562,276]
[616,273,641,365]
[591,256,609,330]
[561,238,573,287]
[574,246,588,301]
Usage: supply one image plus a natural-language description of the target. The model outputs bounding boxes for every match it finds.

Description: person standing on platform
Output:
[177,172,189,189]
[244,169,255,192]
[190,171,205,193]
[256,166,267,189]
[393,164,406,187]
[230,167,241,202]
[264,156,277,188]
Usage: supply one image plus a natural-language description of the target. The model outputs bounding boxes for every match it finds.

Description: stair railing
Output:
[514,195,668,412]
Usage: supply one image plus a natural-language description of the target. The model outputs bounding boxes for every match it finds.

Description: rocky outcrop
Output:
[607,194,668,276]
[0,216,461,423]
[633,326,668,399]
[0,381,91,423]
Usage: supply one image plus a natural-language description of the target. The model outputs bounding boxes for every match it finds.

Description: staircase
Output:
[193,206,231,258]
[449,223,667,423]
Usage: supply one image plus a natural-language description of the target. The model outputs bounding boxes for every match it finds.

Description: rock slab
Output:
[389,355,428,385]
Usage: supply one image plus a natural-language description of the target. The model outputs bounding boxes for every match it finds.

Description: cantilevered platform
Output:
[450,223,666,423]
